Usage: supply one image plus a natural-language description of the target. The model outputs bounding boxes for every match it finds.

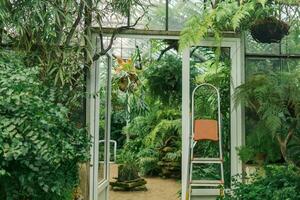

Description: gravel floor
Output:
[109,164,181,200]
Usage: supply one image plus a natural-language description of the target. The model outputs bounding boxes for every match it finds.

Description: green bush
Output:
[144,55,182,105]
[221,165,300,200]
[0,51,90,200]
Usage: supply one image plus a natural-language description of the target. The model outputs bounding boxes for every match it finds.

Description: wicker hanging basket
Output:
[250,17,290,43]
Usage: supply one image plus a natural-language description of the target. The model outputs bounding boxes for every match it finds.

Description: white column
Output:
[182,48,190,200]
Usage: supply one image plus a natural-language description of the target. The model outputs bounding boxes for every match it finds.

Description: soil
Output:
[109,164,181,200]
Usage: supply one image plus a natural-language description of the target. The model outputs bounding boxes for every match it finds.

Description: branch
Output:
[157,45,174,61]
[64,0,85,47]
[93,11,146,61]
[285,129,294,146]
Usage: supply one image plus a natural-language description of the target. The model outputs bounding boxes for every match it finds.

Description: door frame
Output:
[87,33,244,200]
[182,38,244,199]
[87,35,112,200]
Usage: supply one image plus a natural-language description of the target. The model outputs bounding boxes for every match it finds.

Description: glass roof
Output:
[96,0,205,31]
[97,1,300,58]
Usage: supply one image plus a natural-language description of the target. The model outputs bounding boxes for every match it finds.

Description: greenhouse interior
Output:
[1,0,300,200]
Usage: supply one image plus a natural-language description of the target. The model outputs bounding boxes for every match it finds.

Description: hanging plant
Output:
[250,16,290,43]
[179,0,300,49]
[115,57,139,92]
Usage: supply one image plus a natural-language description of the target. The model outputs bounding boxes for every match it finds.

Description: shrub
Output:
[0,50,90,200]
[221,165,300,200]
[144,55,182,106]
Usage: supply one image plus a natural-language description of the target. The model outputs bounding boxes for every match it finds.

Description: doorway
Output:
[87,35,243,200]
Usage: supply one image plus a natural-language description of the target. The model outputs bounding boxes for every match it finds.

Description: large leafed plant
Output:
[0,51,90,200]
[235,70,300,166]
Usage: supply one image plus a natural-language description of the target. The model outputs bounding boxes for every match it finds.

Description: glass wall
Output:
[244,19,300,164]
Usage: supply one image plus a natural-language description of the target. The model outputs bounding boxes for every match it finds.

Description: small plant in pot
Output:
[110,153,147,191]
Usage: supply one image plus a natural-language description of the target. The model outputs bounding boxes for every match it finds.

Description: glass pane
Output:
[130,0,166,30]
[190,46,231,188]
[108,37,151,59]
[95,0,127,27]
[245,32,281,55]
[281,28,300,55]
[245,57,300,79]
[244,58,300,165]
[98,56,109,184]
[168,0,204,31]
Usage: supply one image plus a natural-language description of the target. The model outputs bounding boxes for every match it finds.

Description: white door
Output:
[181,38,244,200]
[87,51,112,200]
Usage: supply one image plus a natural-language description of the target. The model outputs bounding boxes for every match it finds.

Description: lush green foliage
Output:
[221,165,300,200]
[235,70,300,166]
[179,0,267,49]
[120,107,181,177]
[0,51,90,200]
[179,0,300,50]
[144,55,182,106]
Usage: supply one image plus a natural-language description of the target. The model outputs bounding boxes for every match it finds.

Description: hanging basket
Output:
[118,73,138,92]
[250,17,290,43]
[118,76,129,92]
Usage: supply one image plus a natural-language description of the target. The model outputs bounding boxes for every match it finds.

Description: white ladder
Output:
[188,83,224,199]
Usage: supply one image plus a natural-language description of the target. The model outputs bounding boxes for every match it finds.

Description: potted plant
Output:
[179,0,299,49]
[110,153,147,191]
[249,1,290,44]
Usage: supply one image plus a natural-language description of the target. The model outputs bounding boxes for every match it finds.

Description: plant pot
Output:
[255,152,267,165]
[118,76,129,92]
[250,17,289,43]
[244,164,265,184]
[129,73,138,83]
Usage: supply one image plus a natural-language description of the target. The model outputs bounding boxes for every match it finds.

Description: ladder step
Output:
[190,180,223,187]
[192,158,223,164]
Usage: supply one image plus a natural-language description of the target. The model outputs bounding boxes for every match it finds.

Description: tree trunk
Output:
[277,129,294,164]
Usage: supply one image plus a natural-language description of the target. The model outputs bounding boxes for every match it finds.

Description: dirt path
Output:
[109,164,181,200]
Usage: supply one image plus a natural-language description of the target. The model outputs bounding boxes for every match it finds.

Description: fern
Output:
[235,70,300,166]
[146,119,181,147]
[179,0,272,50]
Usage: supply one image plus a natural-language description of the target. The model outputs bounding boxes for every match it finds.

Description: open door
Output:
[87,51,112,200]
[182,38,244,200]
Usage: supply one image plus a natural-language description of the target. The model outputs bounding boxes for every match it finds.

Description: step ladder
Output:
[188,83,224,200]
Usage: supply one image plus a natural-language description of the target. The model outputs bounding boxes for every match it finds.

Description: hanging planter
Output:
[250,16,290,43]
[118,76,129,92]
[118,73,138,92]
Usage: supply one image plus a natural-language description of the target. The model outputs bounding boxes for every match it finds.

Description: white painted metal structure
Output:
[182,38,244,200]
[87,33,244,200]
[87,35,112,200]
[99,140,117,163]
[188,83,224,200]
